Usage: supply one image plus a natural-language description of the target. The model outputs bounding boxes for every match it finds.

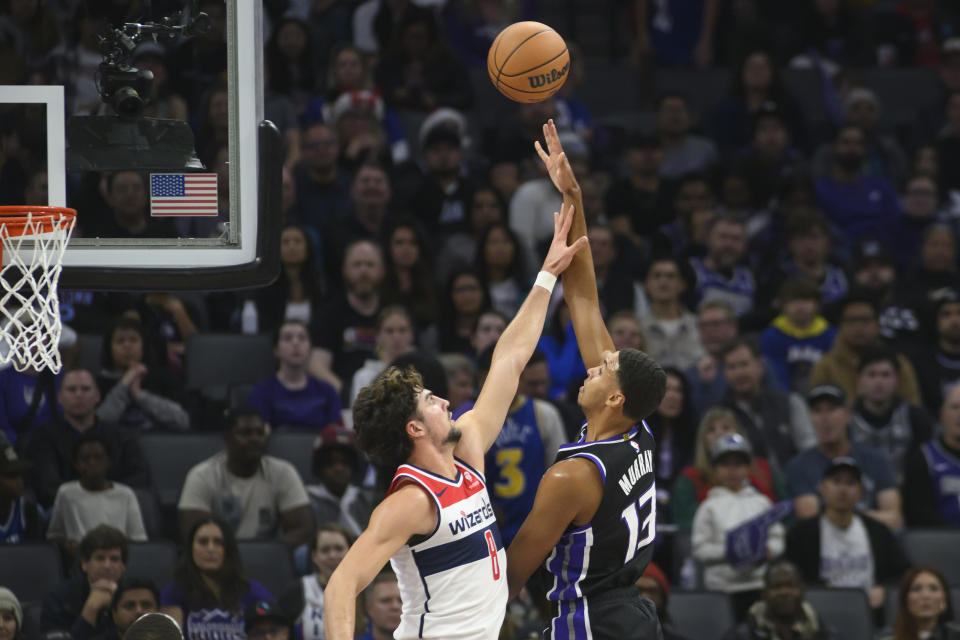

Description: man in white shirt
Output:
[178,408,315,546]
[785,458,909,611]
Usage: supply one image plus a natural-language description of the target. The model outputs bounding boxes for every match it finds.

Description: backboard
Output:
[0,0,279,291]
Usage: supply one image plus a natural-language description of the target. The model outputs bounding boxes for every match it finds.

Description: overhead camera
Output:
[66,4,212,172]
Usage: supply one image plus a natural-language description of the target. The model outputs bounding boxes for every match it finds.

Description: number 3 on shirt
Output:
[620,484,657,563]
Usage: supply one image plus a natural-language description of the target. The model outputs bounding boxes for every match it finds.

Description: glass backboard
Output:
[0,0,279,290]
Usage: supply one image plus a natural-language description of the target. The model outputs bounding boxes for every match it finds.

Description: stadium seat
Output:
[0,543,62,602]
[805,588,873,639]
[127,540,179,589]
[77,334,103,374]
[185,333,275,398]
[229,383,254,409]
[138,433,223,508]
[21,601,43,640]
[668,591,734,640]
[134,488,163,539]
[267,431,320,483]
[238,541,296,597]
[903,529,960,586]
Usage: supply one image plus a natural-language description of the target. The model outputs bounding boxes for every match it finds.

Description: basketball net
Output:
[0,207,77,373]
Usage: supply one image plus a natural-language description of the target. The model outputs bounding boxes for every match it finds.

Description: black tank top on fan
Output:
[545,421,657,605]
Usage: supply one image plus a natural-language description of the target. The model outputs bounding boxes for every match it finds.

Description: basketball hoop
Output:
[0,206,77,373]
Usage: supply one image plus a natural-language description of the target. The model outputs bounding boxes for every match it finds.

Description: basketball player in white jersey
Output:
[323,202,588,640]
[506,121,667,639]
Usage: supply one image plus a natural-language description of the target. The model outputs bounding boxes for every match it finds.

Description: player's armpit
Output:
[324,484,436,640]
[506,457,604,599]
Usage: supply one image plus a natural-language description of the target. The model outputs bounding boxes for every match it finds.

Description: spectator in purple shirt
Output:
[814,125,905,262]
[247,320,343,431]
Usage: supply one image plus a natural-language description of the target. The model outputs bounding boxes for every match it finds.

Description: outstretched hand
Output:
[534,119,580,195]
[542,202,589,277]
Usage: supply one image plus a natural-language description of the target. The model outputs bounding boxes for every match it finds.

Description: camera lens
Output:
[113,86,144,118]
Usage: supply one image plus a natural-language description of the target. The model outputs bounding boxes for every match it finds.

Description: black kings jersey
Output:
[544,421,657,634]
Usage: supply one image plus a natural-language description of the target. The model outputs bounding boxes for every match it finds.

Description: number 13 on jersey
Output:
[621,484,657,563]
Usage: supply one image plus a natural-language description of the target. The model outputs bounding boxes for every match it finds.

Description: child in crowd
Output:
[47,433,147,557]
[692,434,785,621]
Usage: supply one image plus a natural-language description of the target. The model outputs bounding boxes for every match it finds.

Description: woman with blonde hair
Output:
[671,406,788,532]
[880,566,960,640]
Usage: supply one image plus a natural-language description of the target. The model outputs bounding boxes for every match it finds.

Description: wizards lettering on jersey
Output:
[618,449,654,496]
[449,499,496,535]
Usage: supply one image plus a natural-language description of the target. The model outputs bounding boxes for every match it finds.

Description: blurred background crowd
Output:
[2,0,960,639]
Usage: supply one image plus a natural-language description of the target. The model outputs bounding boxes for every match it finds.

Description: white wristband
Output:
[534,270,557,293]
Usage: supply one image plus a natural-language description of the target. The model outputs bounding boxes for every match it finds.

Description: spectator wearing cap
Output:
[605,132,672,244]
[0,440,41,543]
[757,209,848,311]
[42,525,128,639]
[244,599,291,640]
[809,294,922,407]
[508,130,589,281]
[760,279,836,394]
[814,124,905,262]
[306,426,372,536]
[786,385,902,530]
[671,406,788,534]
[655,93,719,179]
[0,587,22,640]
[721,559,839,640]
[278,523,353,640]
[407,115,475,242]
[355,570,402,640]
[902,384,960,527]
[24,368,149,509]
[812,88,907,188]
[636,563,692,640]
[248,320,343,431]
[692,433,786,620]
[719,337,816,468]
[178,409,314,546]
[640,257,704,371]
[850,346,935,481]
[850,240,922,346]
[292,122,352,232]
[784,457,909,614]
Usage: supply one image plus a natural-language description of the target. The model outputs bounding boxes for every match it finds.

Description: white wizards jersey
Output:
[387,458,507,639]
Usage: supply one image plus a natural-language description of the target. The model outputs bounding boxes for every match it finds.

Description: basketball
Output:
[487,21,569,103]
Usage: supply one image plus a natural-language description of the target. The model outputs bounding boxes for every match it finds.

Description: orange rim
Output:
[0,206,77,237]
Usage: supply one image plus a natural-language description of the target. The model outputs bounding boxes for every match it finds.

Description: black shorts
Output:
[543,588,663,640]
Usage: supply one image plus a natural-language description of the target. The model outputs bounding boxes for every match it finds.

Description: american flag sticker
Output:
[149,173,219,217]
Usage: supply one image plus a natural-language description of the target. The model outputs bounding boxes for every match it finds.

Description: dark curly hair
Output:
[353,366,423,477]
[618,349,667,422]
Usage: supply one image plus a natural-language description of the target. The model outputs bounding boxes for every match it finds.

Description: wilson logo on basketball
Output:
[527,62,569,89]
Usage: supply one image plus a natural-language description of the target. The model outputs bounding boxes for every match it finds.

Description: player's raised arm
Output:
[535,119,614,369]
[324,484,434,640]
[457,203,588,456]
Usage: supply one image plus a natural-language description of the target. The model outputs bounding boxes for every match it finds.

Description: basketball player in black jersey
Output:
[506,120,668,640]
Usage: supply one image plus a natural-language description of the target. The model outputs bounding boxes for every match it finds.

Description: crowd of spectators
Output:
[3,0,960,639]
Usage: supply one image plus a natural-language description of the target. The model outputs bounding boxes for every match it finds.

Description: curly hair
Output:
[353,366,423,477]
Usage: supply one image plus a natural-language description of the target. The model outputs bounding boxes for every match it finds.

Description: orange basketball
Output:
[487,21,569,103]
